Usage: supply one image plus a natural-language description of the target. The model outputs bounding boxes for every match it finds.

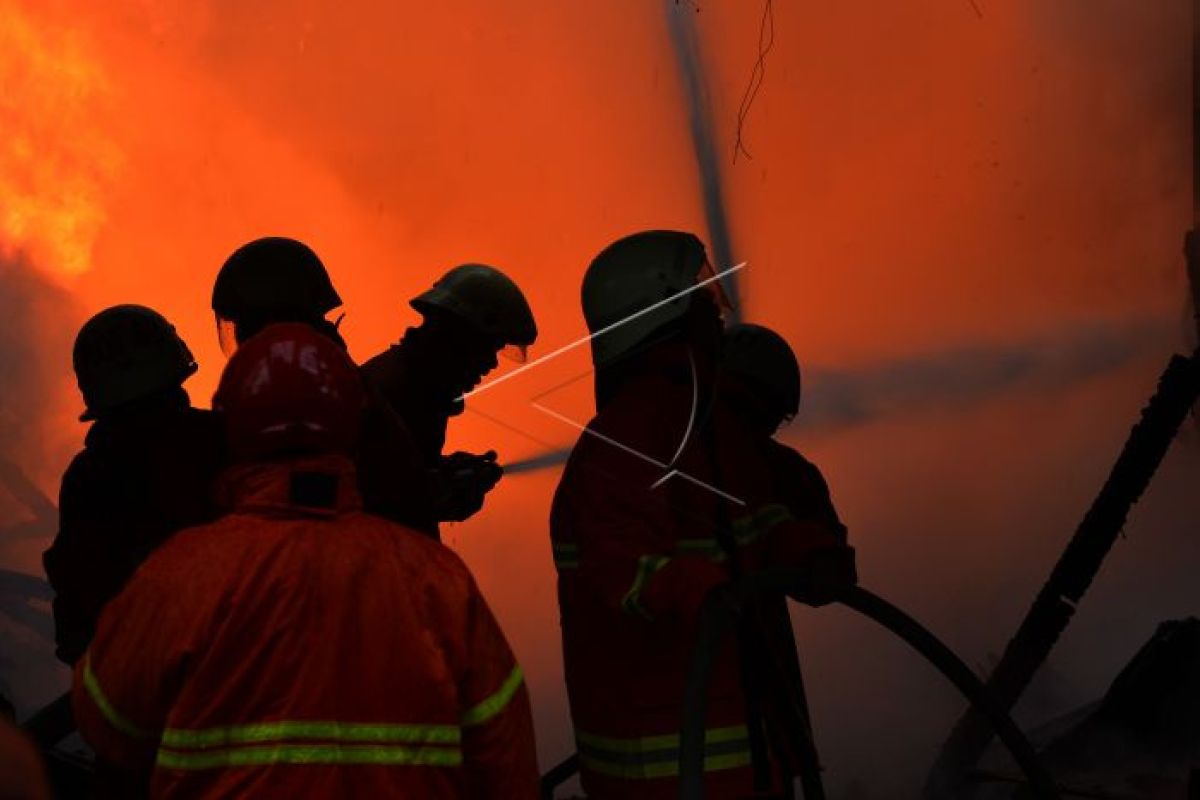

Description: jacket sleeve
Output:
[71,560,195,774]
[554,431,728,624]
[456,575,539,800]
[729,445,842,569]
[43,456,130,665]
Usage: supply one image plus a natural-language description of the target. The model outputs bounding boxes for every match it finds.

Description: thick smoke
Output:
[0,253,78,717]
[795,316,1178,434]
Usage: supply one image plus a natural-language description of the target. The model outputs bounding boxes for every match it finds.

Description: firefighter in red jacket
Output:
[550,231,856,799]
[74,324,539,799]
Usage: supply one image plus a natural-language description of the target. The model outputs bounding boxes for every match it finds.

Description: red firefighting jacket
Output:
[74,455,538,799]
[550,349,844,800]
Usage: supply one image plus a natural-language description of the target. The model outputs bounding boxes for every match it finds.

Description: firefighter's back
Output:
[140,462,482,798]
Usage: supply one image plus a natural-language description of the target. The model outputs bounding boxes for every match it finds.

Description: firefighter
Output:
[550,231,856,799]
[211,236,438,534]
[361,263,538,522]
[73,324,539,799]
[719,322,851,795]
[720,322,846,538]
[43,305,223,667]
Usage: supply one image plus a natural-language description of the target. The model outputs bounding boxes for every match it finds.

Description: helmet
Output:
[581,230,729,368]
[212,236,342,323]
[410,264,537,362]
[213,323,365,460]
[73,305,197,421]
[721,323,802,423]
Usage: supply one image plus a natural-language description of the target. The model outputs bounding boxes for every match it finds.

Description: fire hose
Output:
[540,575,1060,800]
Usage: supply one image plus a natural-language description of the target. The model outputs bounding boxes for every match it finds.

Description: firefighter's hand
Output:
[436,451,503,522]
[793,546,857,607]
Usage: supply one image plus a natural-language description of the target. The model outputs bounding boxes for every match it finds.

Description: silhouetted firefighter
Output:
[361,263,538,522]
[44,305,223,667]
[718,322,848,800]
[75,324,539,799]
[212,237,537,536]
[549,230,856,800]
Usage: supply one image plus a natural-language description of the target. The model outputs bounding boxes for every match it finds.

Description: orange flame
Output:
[0,1,121,278]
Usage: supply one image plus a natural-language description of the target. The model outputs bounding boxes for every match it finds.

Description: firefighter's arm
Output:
[562,436,728,624]
[457,578,539,800]
[774,446,848,542]
[43,458,126,665]
[758,515,857,606]
[72,565,192,773]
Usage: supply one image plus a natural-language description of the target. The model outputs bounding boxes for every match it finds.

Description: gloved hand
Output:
[435,450,503,522]
[793,546,857,607]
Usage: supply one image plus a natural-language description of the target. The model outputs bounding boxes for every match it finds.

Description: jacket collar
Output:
[215,455,362,517]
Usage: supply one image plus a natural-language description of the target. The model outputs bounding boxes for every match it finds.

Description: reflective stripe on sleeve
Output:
[732,503,795,546]
[156,743,463,770]
[81,653,155,740]
[620,555,670,619]
[462,664,525,727]
[575,725,752,780]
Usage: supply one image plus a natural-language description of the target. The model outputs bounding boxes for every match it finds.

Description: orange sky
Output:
[1,1,1197,795]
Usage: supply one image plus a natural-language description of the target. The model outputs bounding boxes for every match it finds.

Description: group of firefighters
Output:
[18,229,857,798]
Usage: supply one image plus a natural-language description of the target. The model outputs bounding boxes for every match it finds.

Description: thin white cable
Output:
[457,262,746,402]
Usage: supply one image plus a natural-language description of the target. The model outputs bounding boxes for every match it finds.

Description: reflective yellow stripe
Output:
[552,541,579,569]
[81,653,154,740]
[733,503,795,546]
[620,555,670,619]
[462,665,524,727]
[575,724,748,753]
[579,750,752,780]
[161,721,460,749]
[156,743,462,770]
[575,725,752,780]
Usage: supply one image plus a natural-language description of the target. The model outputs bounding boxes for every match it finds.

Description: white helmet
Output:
[582,230,728,368]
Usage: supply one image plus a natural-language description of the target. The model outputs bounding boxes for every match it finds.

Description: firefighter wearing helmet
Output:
[211,236,439,535]
[44,305,224,667]
[361,263,538,523]
[74,324,539,799]
[720,322,845,537]
[550,231,856,799]
[721,323,853,792]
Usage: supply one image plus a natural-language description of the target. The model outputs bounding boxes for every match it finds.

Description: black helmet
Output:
[211,237,342,322]
[721,323,801,424]
[73,305,198,421]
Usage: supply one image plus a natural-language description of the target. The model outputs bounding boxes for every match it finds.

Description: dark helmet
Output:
[721,323,802,425]
[211,237,342,323]
[582,230,730,368]
[213,323,365,461]
[73,305,197,421]
[410,264,537,362]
